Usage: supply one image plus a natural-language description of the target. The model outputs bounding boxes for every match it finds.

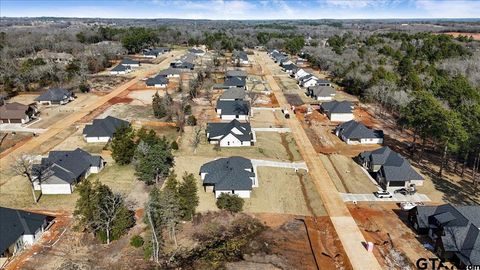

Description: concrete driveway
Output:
[340,192,431,202]
[0,124,47,134]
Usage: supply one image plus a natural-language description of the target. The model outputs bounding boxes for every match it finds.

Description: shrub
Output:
[171,141,179,150]
[79,83,90,93]
[216,193,244,213]
[183,104,192,115]
[186,115,197,126]
[130,235,144,248]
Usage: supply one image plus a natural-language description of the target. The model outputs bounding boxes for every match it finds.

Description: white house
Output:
[120,58,140,68]
[335,120,384,145]
[110,64,131,75]
[0,207,52,268]
[300,76,318,88]
[158,68,182,78]
[35,88,75,106]
[32,148,105,195]
[320,101,354,122]
[146,75,168,88]
[82,116,130,143]
[200,156,256,198]
[206,119,255,147]
[307,85,336,101]
[294,68,309,80]
[216,100,250,121]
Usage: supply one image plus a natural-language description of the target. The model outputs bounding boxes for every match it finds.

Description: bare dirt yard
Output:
[348,203,439,269]
[88,75,130,92]
[0,132,32,153]
[250,109,286,128]
[319,154,378,194]
[98,103,156,122]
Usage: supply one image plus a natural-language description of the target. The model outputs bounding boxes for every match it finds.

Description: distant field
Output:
[442,32,480,40]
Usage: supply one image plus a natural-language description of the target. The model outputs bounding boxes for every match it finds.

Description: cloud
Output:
[324,0,378,8]
[415,0,480,18]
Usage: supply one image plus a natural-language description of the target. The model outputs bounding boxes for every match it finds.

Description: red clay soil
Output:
[78,92,133,123]
[269,93,280,107]
[0,136,33,159]
[354,107,378,127]
[441,32,480,40]
[4,211,71,270]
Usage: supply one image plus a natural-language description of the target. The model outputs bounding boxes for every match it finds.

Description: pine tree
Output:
[178,172,199,220]
[135,142,174,185]
[111,124,136,165]
[152,91,166,118]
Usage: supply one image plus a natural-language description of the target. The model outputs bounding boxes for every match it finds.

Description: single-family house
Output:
[219,87,245,101]
[300,75,318,88]
[82,116,129,143]
[33,148,105,195]
[158,67,182,78]
[200,156,256,198]
[35,88,75,105]
[120,58,140,68]
[35,50,74,64]
[206,119,254,147]
[216,100,250,121]
[358,146,424,189]
[110,64,131,75]
[282,63,298,75]
[170,60,195,70]
[335,120,384,144]
[226,70,247,79]
[316,79,333,87]
[188,48,205,56]
[0,207,53,268]
[142,47,170,58]
[0,102,38,124]
[224,76,247,90]
[146,75,169,88]
[408,204,480,268]
[233,50,249,65]
[320,101,354,122]
[294,68,309,79]
[307,85,336,101]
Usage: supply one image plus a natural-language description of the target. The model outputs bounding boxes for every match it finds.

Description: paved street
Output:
[254,51,382,270]
[340,192,431,202]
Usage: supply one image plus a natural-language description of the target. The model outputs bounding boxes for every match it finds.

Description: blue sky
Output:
[1,0,479,19]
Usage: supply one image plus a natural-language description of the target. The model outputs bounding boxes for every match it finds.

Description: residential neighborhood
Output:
[0,8,479,270]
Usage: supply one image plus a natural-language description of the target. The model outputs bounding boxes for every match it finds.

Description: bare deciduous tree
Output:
[11,154,48,203]
[190,126,203,154]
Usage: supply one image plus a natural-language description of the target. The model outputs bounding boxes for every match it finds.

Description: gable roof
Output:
[282,63,298,71]
[120,58,139,65]
[379,151,424,182]
[35,88,72,102]
[0,102,30,120]
[146,75,169,86]
[200,156,254,190]
[82,116,129,138]
[414,204,480,265]
[216,100,250,116]
[188,48,205,54]
[316,79,332,85]
[321,101,353,114]
[111,64,130,72]
[226,70,247,78]
[219,88,245,100]
[158,68,182,76]
[207,119,252,142]
[224,76,246,87]
[309,85,336,98]
[34,148,102,185]
[0,207,49,255]
[233,50,248,61]
[335,120,383,140]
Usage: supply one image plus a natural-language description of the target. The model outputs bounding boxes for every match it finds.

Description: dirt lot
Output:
[98,103,156,122]
[250,109,286,128]
[349,203,439,269]
[0,132,32,153]
[320,154,378,194]
[88,75,130,92]
[127,90,157,105]
[52,126,105,154]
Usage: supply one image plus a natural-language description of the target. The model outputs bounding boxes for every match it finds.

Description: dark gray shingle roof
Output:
[120,58,139,65]
[200,156,254,190]
[308,85,336,98]
[207,119,252,142]
[34,148,102,185]
[0,207,49,255]
[82,116,129,138]
[335,120,383,140]
[226,70,247,78]
[111,64,130,72]
[35,88,72,102]
[321,101,353,114]
[216,100,250,116]
[224,76,246,88]
[146,75,169,86]
[219,88,245,100]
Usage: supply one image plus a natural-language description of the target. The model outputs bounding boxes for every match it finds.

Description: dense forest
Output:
[0,19,479,177]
